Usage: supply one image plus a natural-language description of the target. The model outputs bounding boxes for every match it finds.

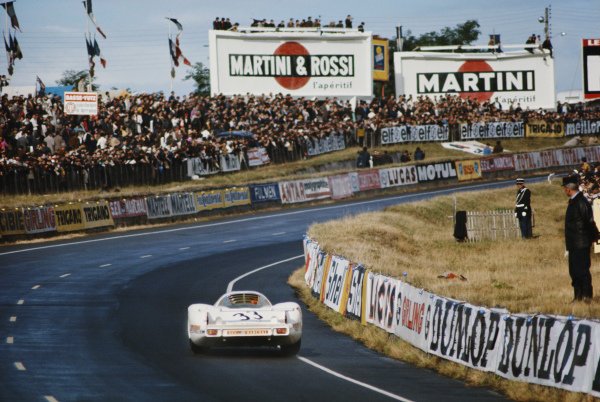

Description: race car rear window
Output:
[219,293,270,308]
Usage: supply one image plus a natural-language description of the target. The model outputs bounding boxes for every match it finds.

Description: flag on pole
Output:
[1,2,21,32]
[175,36,191,66]
[3,33,14,75]
[9,32,22,59]
[166,18,183,33]
[83,0,107,39]
[93,37,106,68]
[168,37,191,67]
[36,76,45,96]
[85,34,95,76]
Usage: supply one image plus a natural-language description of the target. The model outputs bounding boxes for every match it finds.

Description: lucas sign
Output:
[63,92,98,115]
[209,30,372,96]
[394,51,555,110]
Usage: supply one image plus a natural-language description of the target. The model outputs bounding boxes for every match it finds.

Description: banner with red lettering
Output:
[23,206,56,234]
[350,169,382,191]
[109,198,147,219]
[480,155,515,172]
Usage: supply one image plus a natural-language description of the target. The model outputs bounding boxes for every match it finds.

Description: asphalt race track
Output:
[0,180,526,402]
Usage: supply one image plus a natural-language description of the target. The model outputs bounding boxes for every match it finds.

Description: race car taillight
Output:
[276,328,287,334]
[189,325,201,333]
[207,329,218,336]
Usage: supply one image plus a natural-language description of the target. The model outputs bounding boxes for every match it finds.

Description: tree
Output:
[184,62,210,96]
[401,19,481,51]
[379,20,481,96]
[56,69,98,91]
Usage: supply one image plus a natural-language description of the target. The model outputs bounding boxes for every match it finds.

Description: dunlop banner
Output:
[145,196,172,219]
[23,206,56,234]
[0,209,26,235]
[170,193,197,216]
[525,120,564,138]
[82,201,114,229]
[223,187,251,207]
[303,238,600,397]
[109,198,147,219]
[455,160,482,181]
[54,203,85,232]
[195,190,225,211]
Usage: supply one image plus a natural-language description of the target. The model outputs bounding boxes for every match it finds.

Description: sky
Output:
[4,0,599,95]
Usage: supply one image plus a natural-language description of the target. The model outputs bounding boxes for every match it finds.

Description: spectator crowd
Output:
[1,89,599,194]
[214,15,365,31]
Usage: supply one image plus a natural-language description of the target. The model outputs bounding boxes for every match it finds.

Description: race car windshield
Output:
[219,293,271,308]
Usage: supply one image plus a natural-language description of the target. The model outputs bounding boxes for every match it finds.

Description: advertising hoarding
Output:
[394,51,555,109]
[209,30,372,96]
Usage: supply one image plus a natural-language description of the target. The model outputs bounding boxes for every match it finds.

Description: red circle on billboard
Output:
[458,60,493,102]
[273,42,310,90]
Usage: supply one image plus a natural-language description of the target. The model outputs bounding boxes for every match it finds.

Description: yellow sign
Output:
[223,187,251,207]
[455,160,483,181]
[54,203,85,232]
[525,120,564,138]
[0,209,26,235]
[195,190,225,211]
[372,38,389,82]
[82,201,114,229]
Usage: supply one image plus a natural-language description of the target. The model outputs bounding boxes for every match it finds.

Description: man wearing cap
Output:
[563,175,597,302]
[515,178,532,238]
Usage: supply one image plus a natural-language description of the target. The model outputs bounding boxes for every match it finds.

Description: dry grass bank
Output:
[307,181,600,318]
[0,137,568,209]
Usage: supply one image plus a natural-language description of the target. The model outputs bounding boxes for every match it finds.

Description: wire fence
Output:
[466,210,521,242]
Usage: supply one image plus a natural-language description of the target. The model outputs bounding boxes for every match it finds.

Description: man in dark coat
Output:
[515,178,532,238]
[563,175,597,302]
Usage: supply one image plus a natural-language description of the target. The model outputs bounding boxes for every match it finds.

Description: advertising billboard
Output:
[209,30,373,96]
[394,51,555,109]
[583,39,600,100]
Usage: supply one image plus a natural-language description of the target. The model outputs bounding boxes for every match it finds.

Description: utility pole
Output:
[395,25,403,51]
[543,6,551,41]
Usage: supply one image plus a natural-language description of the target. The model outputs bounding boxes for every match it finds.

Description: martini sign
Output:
[210,30,372,96]
[395,52,555,109]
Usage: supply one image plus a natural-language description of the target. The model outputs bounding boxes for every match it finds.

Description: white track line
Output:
[140,255,152,259]
[179,247,190,250]
[226,255,413,401]
[59,273,71,278]
[223,239,236,243]
[272,232,286,236]
[226,255,304,293]
[6,336,14,344]
[17,299,24,305]
[31,285,40,290]
[0,180,518,257]
[297,356,414,402]
[9,316,16,322]
[45,396,59,402]
[14,362,26,371]
[99,264,112,268]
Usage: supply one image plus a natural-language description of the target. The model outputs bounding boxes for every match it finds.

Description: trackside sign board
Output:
[394,52,555,110]
[63,92,98,115]
[209,30,373,96]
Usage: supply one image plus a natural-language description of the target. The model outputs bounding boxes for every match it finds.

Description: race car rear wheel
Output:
[189,339,207,355]
[280,339,301,356]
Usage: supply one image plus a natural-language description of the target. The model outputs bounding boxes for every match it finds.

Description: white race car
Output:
[187,291,302,355]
